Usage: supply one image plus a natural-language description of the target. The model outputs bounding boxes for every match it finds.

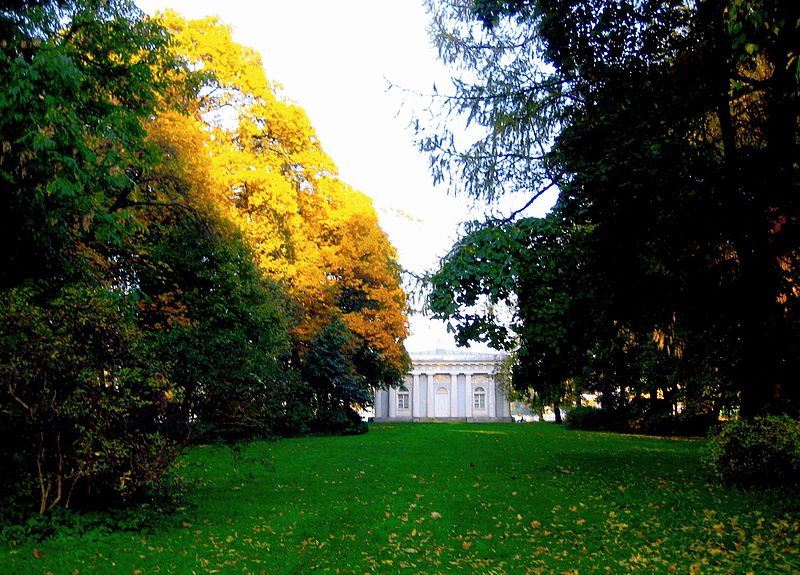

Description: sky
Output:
[135,0,556,352]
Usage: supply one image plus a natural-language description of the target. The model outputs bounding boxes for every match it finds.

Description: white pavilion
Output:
[373,349,512,422]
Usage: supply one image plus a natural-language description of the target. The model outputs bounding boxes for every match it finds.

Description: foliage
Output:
[3,424,799,573]
[421,0,800,421]
[0,284,182,514]
[564,405,624,432]
[634,412,721,438]
[0,473,191,544]
[702,415,800,489]
[565,404,718,437]
[1,0,410,518]
[140,110,301,442]
[160,12,410,430]
[427,211,597,419]
[0,0,191,514]
[1,0,336,517]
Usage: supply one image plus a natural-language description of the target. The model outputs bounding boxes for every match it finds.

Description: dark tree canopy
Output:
[424,0,800,419]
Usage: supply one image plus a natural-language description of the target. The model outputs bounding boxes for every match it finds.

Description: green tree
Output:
[428,213,598,420]
[0,0,190,513]
[140,110,304,441]
[300,317,369,436]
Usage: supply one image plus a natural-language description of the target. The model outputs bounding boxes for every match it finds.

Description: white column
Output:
[427,374,435,417]
[465,374,473,419]
[498,385,508,418]
[374,388,381,419]
[389,386,397,419]
[412,374,420,418]
[449,373,458,417]
[488,378,496,419]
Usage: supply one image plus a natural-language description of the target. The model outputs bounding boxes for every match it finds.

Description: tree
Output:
[160,12,410,427]
[0,0,188,513]
[428,212,598,419]
[421,0,800,418]
[139,110,303,441]
[0,0,304,517]
[313,183,410,387]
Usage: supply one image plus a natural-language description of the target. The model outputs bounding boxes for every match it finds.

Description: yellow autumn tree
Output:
[157,12,409,406]
[140,106,307,438]
[313,181,409,373]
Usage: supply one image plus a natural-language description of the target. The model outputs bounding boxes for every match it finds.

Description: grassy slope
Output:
[2,423,799,574]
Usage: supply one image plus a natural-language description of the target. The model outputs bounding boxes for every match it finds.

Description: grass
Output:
[2,423,799,574]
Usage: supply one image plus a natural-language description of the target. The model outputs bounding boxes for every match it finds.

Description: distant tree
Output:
[301,318,369,435]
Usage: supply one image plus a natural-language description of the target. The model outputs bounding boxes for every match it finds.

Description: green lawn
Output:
[3,423,799,574]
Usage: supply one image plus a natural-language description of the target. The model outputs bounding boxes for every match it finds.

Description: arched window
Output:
[397,386,410,410]
[473,386,486,410]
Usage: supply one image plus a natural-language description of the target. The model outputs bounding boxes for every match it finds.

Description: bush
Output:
[633,411,717,437]
[0,285,184,513]
[310,406,368,436]
[564,406,626,431]
[701,415,800,489]
[0,479,192,544]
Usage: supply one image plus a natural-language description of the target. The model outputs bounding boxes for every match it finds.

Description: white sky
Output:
[136,0,556,352]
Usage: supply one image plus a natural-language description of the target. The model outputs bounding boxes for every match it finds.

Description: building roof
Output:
[409,349,507,364]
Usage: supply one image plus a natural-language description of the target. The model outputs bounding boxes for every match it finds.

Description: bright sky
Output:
[136,0,556,352]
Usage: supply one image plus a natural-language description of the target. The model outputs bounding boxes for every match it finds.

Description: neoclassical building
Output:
[374,350,512,422]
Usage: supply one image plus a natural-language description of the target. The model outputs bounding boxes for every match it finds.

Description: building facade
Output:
[374,350,512,422]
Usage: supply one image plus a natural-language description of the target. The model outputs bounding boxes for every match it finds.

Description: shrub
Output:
[634,411,718,437]
[564,405,626,431]
[701,415,800,489]
[310,405,368,436]
[0,285,184,514]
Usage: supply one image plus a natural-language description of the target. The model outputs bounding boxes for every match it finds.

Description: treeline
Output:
[0,1,408,516]
[423,0,799,430]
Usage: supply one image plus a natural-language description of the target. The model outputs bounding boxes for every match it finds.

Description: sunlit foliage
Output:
[160,12,409,398]
[1,1,409,516]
